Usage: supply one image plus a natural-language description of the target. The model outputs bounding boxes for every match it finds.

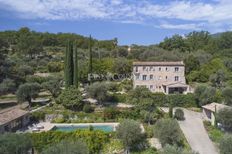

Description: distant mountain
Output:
[211,32,223,38]
[211,31,232,38]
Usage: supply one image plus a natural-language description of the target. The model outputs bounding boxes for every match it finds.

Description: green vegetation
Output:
[160,144,196,154]
[2,27,232,153]
[216,108,232,132]
[203,121,224,143]
[16,82,41,110]
[174,109,185,121]
[0,133,32,154]
[219,135,232,154]
[41,140,89,154]
[116,119,147,153]
[154,119,185,147]
[31,130,109,154]
[56,86,83,110]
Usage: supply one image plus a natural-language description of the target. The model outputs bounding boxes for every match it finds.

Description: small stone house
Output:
[202,102,231,126]
[0,108,30,133]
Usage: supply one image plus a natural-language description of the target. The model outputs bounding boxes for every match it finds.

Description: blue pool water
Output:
[52,125,114,132]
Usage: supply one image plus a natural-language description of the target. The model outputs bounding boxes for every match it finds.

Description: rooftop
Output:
[202,102,231,112]
[0,108,29,125]
[133,61,184,66]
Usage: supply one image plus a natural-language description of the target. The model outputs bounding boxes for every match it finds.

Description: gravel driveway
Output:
[178,109,219,154]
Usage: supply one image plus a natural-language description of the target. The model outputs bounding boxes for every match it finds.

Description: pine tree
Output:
[73,42,78,88]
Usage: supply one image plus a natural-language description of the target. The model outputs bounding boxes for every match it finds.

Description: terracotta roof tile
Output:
[133,61,184,66]
[0,108,29,125]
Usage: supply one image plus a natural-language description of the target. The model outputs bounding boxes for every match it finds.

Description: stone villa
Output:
[0,108,30,133]
[133,61,191,94]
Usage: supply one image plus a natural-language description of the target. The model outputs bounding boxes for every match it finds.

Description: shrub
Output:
[47,61,64,72]
[31,130,110,154]
[102,139,123,154]
[56,86,83,110]
[83,104,94,113]
[160,144,196,154]
[103,107,120,120]
[219,135,232,154]
[31,111,46,122]
[110,93,127,103]
[41,139,88,154]
[174,109,185,121]
[154,119,184,147]
[216,108,232,132]
[167,94,197,107]
[0,78,16,94]
[0,133,32,154]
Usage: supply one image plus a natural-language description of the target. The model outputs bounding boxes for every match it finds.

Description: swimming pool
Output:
[51,124,116,132]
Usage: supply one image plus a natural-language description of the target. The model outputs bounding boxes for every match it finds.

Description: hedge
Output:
[167,93,197,107]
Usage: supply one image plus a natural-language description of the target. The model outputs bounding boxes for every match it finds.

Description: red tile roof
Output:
[0,108,29,125]
[133,61,184,66]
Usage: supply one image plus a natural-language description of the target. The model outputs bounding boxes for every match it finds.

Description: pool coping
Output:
[36,122,145,132]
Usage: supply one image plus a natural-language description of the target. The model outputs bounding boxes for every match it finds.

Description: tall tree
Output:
[16,83,41,110]
[89,35,93,84]
[65,41,74,87]
[73,42,78,87]
[116,119,146,154]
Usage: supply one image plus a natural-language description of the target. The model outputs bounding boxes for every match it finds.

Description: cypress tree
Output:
[65,40,74,87]
[64,41,69,88]
[74,42,78,88]
[89,35,93,84]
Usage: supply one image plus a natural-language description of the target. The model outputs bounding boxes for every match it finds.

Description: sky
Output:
[0,0,232,45]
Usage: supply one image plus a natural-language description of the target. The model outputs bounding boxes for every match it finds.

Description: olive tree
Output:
[116,119,146,153]
[41,140,89,154]
[222,87,232,105]
[42,76,62,98]
[154,119,184,147]
[194,85,216,106]
[0,133,32,154]
[86,82,108,105]
[217,108,232,132]
[16,82,41,110]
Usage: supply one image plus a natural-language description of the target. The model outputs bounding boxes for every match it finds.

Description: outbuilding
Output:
[0,108,30,133]
[202,102,231,126]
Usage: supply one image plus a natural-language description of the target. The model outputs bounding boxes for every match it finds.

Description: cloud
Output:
[158,23,202,30]
[0,0,232,32]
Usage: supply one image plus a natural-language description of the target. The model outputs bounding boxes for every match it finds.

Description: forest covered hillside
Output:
[1,27,232,104]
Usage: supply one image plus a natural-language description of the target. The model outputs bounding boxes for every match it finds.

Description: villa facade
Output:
[133,61,191,94]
